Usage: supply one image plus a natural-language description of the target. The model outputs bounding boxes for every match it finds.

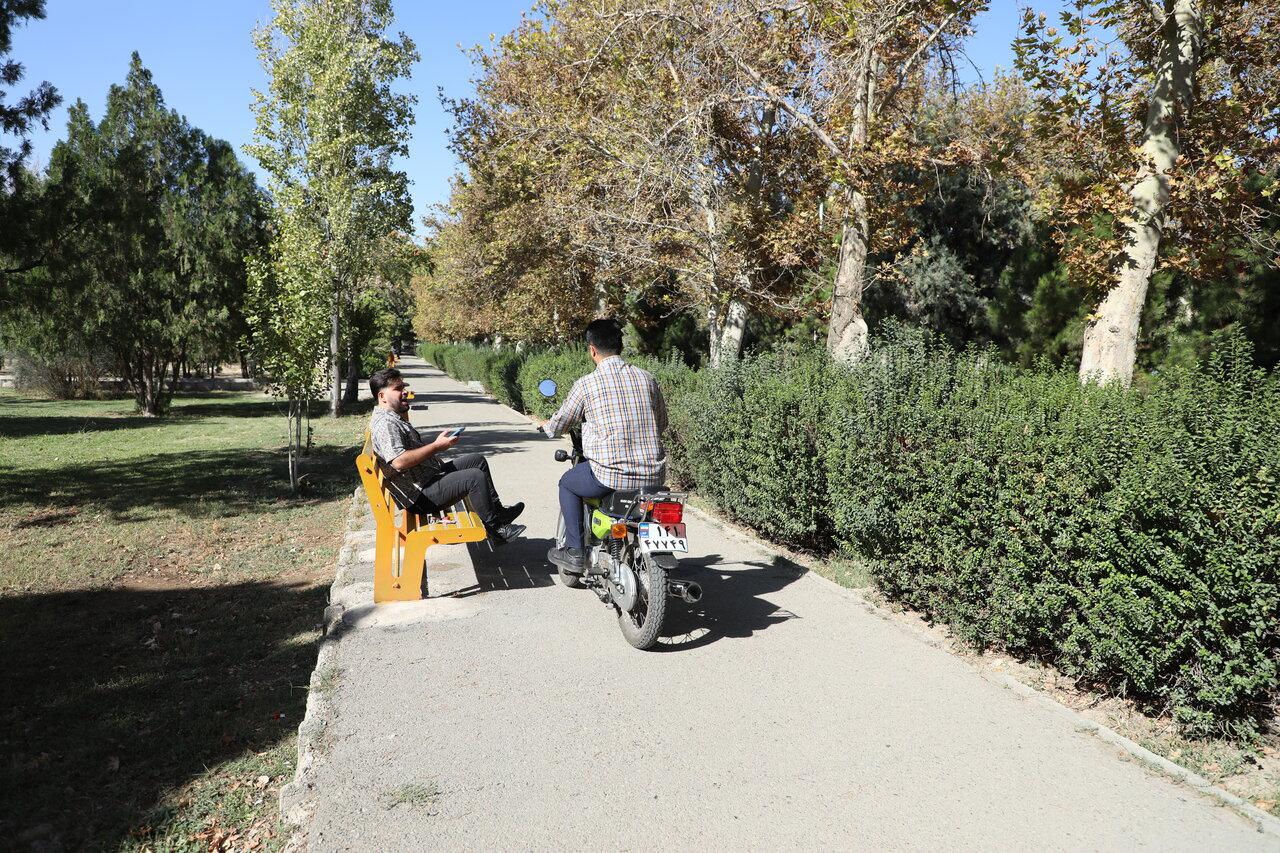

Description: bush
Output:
[675,347,833,550]
[11,349,109,399]
[630,355,702,489]
[820,328,1280,737]
[483,349,527,411]
[516,348,595,418]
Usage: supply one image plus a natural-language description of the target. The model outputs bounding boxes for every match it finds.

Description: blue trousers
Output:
[559,461,612,550]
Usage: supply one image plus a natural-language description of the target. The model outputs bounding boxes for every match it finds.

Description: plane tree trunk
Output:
[1079,0,1203,386]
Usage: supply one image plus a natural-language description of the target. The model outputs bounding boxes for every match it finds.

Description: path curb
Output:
[279,486,369,834]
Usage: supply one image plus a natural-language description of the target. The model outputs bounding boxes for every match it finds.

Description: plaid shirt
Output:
[542,356,668,490]
[368,407,443,508]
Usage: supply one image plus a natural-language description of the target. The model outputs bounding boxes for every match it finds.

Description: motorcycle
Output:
[536,378,702,650]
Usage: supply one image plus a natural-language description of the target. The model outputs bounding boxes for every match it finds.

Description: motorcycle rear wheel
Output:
[617,553,667,650]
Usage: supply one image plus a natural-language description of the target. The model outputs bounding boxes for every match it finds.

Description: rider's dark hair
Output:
[369,367,402,399]
[585,318,623,355]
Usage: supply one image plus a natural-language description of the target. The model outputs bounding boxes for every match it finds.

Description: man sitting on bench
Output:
[368,368,525,544]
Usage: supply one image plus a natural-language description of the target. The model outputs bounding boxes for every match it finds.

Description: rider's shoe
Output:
[488,523,526,546]
[492,501,525,528]
[548,546,587,573]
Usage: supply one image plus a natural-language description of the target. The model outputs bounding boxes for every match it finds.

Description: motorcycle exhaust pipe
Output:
[668,580,702,604]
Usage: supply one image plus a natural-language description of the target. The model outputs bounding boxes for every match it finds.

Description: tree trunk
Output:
[329,296,341,416]
[595,280,608,316]
[131,353,172,417]
[1079,0,1203,386]
[826,51,874,364]
[341,349,360,406]
[708,297,749,368]
[287,397,301,492]
[827,191,871,363]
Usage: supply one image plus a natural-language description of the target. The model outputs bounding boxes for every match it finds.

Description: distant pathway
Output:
[298,355,1274,851]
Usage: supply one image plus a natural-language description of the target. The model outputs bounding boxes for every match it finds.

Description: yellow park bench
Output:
[356,431,489,603]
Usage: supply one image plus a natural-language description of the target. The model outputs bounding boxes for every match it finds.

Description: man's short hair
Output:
[585,318,623,355]
[369,367,403,398]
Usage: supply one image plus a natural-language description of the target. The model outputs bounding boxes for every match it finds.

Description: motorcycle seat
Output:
[601,489,642,516]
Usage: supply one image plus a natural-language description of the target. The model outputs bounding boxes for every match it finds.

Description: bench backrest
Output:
[356,431,397,523]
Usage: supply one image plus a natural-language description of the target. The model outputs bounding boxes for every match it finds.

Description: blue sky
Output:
[12,1,1044,236]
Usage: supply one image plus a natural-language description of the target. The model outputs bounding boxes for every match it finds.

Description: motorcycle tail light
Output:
[610,522,628,539]
[651,501,683,525]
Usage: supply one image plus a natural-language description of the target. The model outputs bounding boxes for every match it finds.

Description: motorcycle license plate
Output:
[638,522,688,553]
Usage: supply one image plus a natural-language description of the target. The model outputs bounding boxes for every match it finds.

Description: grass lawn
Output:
[0,390,369,851]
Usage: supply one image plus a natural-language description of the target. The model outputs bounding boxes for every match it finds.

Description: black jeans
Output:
[409,453,502,525]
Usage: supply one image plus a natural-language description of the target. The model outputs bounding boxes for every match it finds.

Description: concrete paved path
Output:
[301,356,1275,851]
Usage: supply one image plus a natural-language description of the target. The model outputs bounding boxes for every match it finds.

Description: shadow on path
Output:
[410,422,543,461]
[454,536,559,596]
[655,553,806,651]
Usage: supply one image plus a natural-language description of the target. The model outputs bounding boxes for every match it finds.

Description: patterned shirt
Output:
[542,356,668,490]
[368,407,443,509]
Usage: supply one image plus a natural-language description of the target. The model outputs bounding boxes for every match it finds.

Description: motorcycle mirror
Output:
[537,378,557,398]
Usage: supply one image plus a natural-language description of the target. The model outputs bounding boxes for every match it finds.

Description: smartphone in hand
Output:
[444,426,466,438]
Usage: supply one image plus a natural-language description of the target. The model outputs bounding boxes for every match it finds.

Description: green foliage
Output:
[0,1,59,282]
[247,0,419,413]
[515,348,595,419]
[0,0,59,184]
[419,342,531,412]
[346,289,400,380]
[677,347,832,549]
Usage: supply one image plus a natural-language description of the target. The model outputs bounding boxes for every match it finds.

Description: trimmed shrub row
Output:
[421,331,1280,737]
[419,342,529,411]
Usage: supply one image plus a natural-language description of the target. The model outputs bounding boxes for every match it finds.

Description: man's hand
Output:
[433,429,461,451]
[389,431,458,471]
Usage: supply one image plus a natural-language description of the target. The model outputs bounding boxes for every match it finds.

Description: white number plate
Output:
[638,522,688,553]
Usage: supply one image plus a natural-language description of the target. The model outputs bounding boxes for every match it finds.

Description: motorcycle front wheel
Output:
[617,552,667,650]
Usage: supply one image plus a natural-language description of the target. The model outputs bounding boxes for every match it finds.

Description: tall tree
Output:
[26,55,264,414]
[243,193,331,491]
[597,1,989,362]
[1017,1,1279,385]
[0,0,59,282]
[247,0,417,416]
[440,1,827,364]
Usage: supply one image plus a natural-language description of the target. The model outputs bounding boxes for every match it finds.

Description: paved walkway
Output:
[297,356,1276,851]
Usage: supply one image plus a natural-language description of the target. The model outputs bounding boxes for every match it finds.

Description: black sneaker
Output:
[548,546,587,573]
[488,523,526,546]
[492,501,525,528]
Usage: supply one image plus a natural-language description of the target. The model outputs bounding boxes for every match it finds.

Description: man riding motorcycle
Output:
[537,318,668,574]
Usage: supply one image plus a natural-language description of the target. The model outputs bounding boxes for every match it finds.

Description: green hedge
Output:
[515,348,595,418]
[419,342,529,410]
[418,331,1280,737]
